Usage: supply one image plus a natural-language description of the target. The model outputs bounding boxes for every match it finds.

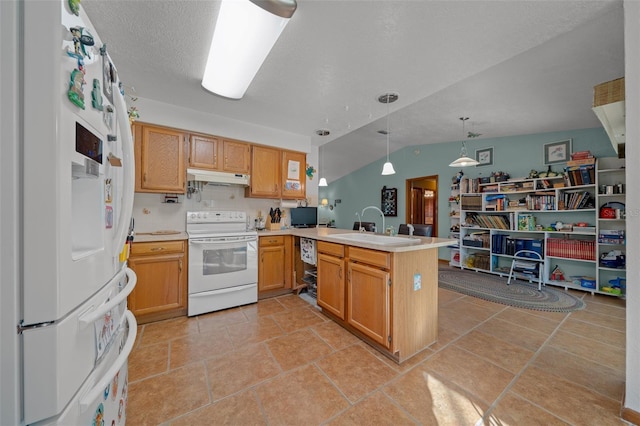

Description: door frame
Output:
[405,175,438,236]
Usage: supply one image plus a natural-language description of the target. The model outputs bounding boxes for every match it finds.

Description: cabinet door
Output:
[189,134,219,170]
[281,150,306,199]
[259,245,287,292]
[347,262,390,347]
[135,124,186,193]
[248,145,281,198]
[317,253,346,320]
[128,252,187,323]
[222,140,250,173]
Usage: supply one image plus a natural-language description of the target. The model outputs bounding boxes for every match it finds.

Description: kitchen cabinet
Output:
[258,235,293,296]
[133,123,187,194]
[347,247,391,347]
[127,240,188,324]
[188,135,250,174]
[246,146,307,199]
[317,242,346,320]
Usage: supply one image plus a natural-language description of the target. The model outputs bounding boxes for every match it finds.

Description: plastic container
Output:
[580,277,596,289]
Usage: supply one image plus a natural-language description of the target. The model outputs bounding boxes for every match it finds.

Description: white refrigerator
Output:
[2,1,137,424]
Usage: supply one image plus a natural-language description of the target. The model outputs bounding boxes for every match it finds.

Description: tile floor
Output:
[127,275,628,425]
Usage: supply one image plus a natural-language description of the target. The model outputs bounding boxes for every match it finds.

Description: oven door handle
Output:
[190,236,257,244]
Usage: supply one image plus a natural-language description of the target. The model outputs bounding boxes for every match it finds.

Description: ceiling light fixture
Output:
[379,92,398,176]
[449,117,479,167]
[318,144,328,186]
[202,0,297,99]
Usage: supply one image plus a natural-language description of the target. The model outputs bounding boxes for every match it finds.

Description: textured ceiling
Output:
[83,0,624,182]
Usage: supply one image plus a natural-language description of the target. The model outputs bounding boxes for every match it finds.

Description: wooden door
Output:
[259,245,286,292]
[189,134,219,170]
[317,253,346,319]
[221,140,250,173]
[136,124,186,193]
[281,150,306,199]
[347,262,390,347]
[248,145,281,198]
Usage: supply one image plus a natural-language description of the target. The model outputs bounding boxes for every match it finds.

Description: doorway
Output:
[405,175,438,236]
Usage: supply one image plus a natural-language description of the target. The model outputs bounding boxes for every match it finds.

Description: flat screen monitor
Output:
[290,207,318,228]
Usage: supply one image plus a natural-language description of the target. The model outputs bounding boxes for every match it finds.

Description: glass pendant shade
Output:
[449,117,479,167]
[381,161,396,175]
[318,177,328,186]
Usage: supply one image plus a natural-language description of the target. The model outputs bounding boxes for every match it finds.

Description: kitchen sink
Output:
[329,233,419,245]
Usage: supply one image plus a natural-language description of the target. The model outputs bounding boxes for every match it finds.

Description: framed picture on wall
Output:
[381,186,397,216]
[475,147,493,167]
[544,139,572,165]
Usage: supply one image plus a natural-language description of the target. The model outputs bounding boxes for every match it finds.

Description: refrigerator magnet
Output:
[105,205,113,228]
[105,178,112,203]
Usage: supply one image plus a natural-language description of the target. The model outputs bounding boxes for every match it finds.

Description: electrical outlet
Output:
[413,273,421,291]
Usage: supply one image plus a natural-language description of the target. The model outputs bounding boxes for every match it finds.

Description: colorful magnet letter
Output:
[68,69,86,109]
[92,79,103,111]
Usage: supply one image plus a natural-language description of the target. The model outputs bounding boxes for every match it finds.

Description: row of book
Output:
[491,235,544,257]
[565,164,595,186]
[561,191,594,210]
[465,212,511,230]
[524,193,556,211]
[546,238,596,260]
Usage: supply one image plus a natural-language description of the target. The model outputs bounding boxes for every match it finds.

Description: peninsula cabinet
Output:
[246,146,307,199]
[188,134,250,174]
[317,242,346,320]
[133,123,187,194]
[127,240,188,324]
[258,235,293,297]
[317,242,439,363]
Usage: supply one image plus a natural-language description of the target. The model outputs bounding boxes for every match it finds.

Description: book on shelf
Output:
[566,157,596,166]
[570,150,594,160]
[565,164,595,186]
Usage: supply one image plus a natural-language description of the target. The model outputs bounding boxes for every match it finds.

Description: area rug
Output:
[438,266,585,313]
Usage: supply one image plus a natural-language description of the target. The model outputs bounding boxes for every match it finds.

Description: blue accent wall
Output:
[319,127,616,259]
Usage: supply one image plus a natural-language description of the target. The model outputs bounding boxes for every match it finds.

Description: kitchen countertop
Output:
[258,227,456,252]
[133,231,188,243]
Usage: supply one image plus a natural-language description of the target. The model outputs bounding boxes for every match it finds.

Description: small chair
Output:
[398,224,433,237]
[353,221,376,232]
[508,250,544,291]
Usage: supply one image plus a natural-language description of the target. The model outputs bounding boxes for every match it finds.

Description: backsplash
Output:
[132,185,319,233]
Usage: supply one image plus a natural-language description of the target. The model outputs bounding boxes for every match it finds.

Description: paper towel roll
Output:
[280,200,299,208]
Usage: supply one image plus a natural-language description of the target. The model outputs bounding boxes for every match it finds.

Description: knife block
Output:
[267,218,282,231]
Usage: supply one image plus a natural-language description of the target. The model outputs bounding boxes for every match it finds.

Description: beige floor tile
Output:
[196,307,249,333]
[359,341,433,374]
[205,343,281,399]
[560,316,625,348]
[428,324,461,351]
[311,319,360,350]
[486,391,569,425]
[127,362,210,426]
[315,344,398,402]
[533,345,625,400]
[453,329,535,374]
[475,317,549,352]
[549,330,625,371]
[511,366,624,425]
[271,306,326,333]
[461,295,508,314]
[241,298,288,320]
[139,316,200,346]
[383,363,488,425]
[129,341,169,382]
[266,328,333,371]
[569,308,626,332]
[255,364,350,425]
[422,345,514,405]
[327,391,418,425]
[169,389,267,426]
[438,287,466,305]
[274,293,314,310]
[495,308,563,334]
[438,300,496,335]
[582,298,626,319]
[169,328,234,369]
[582,293,626,309]
[226,316,285,348]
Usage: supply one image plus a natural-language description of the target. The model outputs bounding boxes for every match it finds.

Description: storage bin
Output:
[580,277,596,289]
[593,77,625,107]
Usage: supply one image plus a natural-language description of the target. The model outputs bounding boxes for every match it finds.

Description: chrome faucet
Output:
[361,205,385,234]
[355,212,363,232]
[407,224,415,237]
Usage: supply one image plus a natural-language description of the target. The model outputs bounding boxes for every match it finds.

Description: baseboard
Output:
[621,406,640,425]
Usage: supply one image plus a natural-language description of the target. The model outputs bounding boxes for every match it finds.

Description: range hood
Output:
[186,168,250,186]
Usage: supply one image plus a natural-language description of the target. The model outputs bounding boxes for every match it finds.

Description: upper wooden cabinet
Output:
[188,135,250,174]
[134,123,187,193]
[246,145,306,199]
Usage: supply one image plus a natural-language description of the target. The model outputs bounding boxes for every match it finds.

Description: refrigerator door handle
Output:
[78,267,137,328]
[111,81,135,252]
[79,310,137,412]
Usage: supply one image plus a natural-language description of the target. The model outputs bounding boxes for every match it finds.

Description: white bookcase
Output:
[449,182,461,267]
[454,158,625,296]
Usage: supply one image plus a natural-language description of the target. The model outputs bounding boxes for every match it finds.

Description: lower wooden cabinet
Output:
[127,240,188,324]
[317,243,346,320]
[258,235,292,296]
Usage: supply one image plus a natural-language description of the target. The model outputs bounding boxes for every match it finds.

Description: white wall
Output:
[130,97,319,232]
[624,0,639,416]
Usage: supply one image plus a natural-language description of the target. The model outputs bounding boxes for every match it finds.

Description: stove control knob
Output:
[190,213,196,219]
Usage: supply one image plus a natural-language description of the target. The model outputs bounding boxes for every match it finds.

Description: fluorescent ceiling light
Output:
[202,0,297,99]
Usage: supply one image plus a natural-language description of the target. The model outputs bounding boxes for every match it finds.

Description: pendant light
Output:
[318,144,328,186]
[379,92,398,175]
[449,117,479,167]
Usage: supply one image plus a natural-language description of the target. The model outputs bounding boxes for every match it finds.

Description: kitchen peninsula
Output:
[264,227,455,363]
